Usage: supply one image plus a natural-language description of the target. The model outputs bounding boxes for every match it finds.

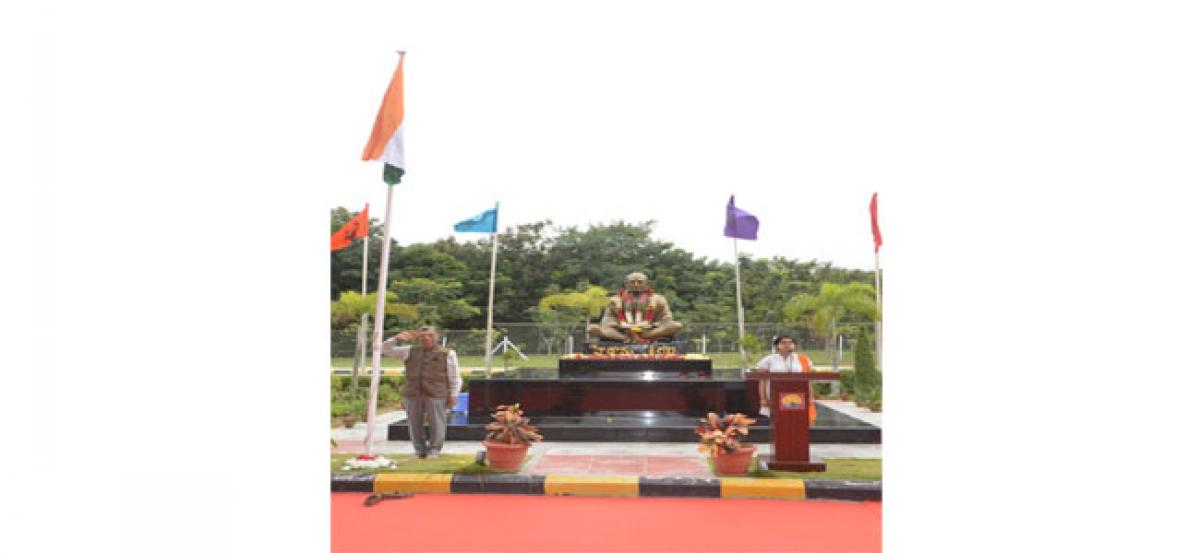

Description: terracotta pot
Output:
[713,445,757,475]
[483,441,530,471]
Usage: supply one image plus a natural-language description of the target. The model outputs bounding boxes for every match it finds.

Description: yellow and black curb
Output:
[331,473,880,501]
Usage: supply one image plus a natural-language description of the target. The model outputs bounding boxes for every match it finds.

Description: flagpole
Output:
[352,231,370,388]
[733,238,747,365]
[874,249,882,372]
[483,224,499,377]
[363,185,397,454]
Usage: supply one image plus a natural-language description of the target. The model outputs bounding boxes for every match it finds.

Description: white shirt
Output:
[756,352,807,372]
[379,339,463,395]
[754,352,809,416]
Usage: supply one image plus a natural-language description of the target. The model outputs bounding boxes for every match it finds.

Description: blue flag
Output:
[454,203,499,233]
[724,195,759,240]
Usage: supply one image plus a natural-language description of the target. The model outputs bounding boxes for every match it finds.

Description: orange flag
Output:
[331,204,370,251]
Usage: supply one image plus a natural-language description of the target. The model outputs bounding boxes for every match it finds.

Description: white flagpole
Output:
[352,228,369,387]
[483,222,499,377]
[363,185,397,454]
[874,249,883,372]
[733,238,747,365]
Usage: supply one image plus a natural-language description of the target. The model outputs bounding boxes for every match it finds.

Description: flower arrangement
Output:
[341,454,395,470]
[695,412,757,456]
[485,403,544,445]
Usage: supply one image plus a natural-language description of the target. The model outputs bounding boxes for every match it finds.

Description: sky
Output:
[323,2,896,270]
[10,1,1200,551]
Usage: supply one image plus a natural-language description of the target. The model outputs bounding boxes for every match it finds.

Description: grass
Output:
[332,453,880,480]
[332,350,853,370]
[752,457,881,480]
[332,453,503,475]
[704,456,880,480]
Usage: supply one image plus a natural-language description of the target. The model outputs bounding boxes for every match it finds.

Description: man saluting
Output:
[381,326,462,459]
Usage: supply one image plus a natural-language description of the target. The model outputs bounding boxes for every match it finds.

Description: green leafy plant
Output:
[838,369,857,399]
[853,336,881,409]
[695,412,757,456]
[737,334,766,366]
[484,404,544,445]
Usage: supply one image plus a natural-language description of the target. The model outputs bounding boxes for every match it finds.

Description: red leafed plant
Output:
[695,412,756,456]
[485,403,545,446]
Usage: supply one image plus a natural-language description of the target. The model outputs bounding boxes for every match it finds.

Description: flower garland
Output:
[341,454,395,470]
[616,288,655,324]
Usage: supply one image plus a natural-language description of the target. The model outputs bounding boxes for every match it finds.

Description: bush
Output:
[838,369,856,398]
[853,337,881,407]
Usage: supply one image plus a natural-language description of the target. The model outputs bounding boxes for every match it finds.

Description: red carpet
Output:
[332,493,881,552]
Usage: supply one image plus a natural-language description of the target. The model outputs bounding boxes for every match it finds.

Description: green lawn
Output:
[332,453,880,480]
[332,350,851,370]
[752,457,881,480]
[332,453,501,475]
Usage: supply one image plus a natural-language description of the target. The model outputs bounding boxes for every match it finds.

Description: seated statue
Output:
[586,272,683,343]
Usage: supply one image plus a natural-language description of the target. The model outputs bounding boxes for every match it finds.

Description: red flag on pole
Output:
[870,193,882,253]
[331,204,370,251]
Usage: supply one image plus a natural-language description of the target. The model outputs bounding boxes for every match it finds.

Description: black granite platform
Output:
[388,403,881,443]
[558,358,711,378]
[386,364,880,444]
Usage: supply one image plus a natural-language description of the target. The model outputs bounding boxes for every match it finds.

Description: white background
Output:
[5,1,1200,551]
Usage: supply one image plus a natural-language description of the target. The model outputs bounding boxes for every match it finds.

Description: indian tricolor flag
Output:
[362,53,406,185]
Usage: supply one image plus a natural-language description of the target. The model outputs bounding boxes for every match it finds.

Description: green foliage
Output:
[330,290,419,328]
[330,210,876,328]
[391,277,481,327]
[853,336,881,409]
[838,369,856,398]
[783,282,878,349]
[499,347,521,369]
[737,333,767,365]
[536,285,609,324]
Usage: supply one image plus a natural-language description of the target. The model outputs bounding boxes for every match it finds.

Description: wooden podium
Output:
[745,371,841,472]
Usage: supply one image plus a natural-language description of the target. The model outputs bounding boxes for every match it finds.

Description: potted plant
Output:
[483,403,544,471]
[695,412,757,475]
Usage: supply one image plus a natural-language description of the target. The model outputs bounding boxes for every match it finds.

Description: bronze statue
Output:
[586,272,682,343]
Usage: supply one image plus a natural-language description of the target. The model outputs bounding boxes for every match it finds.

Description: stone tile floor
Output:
[525,454,711,477]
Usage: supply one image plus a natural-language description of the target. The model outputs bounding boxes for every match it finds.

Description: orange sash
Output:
[795,354,817,424]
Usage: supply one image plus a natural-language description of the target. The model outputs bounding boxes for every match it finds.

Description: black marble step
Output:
[387,406,880,444]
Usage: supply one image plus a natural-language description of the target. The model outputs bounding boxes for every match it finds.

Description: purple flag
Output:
[724,195,759,240]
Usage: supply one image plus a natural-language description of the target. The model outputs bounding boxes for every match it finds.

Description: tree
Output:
[535,285,609,353]
[852,329,881,410]
[330,291,419,387]
[783,282,879,351]
[329,206,880,331]
[390,277,481,328]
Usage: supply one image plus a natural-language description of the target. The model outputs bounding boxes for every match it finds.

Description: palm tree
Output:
[783,282,879,355]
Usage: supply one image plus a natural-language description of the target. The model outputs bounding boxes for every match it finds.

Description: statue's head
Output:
[623,272,650,294]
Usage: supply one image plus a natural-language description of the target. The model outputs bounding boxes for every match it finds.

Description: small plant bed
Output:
[706,457,881,480]
[331,453,503,475]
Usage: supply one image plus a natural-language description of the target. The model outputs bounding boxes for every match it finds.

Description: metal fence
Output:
[331,322,874,358]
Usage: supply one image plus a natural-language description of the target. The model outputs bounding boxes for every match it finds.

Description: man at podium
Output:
[753,335,816,423]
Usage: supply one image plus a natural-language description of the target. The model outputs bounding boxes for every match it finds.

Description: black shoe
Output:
[416,452,427,459]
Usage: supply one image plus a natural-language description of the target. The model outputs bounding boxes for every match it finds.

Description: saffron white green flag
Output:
[362,55,406,184]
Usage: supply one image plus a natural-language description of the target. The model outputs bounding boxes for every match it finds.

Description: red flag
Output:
[331,204,370,251]
[870,193,882,253]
